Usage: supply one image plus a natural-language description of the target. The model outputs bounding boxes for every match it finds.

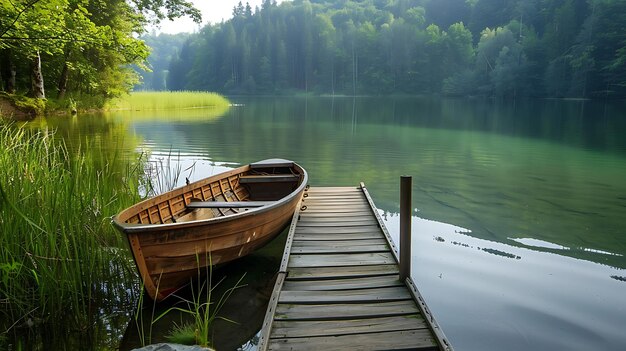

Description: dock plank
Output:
[293,233,383,241]
[271,315,428,338]
[268,330,439,351]
[291,238,389,253]
[282,275,403,291]
[287,265,399,280]
[294,226,380,234]
[279,286,412,304]
[259,186,450,351]
[298,214,376,220]
[290,244,389,254]
[274,300,420,320]
[296,220,380,227]
[299,211,374,217]
[289,252,397,267]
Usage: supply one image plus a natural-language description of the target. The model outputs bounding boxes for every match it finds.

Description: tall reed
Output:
[0,123,144,340]
[110,91,230,111]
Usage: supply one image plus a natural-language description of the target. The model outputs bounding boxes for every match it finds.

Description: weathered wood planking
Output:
[274,301,420,320]
[286,264,399,280]
[258,186,453,351]
[268,330,439,351]
[281,275,404,291]
[271,315,428,338]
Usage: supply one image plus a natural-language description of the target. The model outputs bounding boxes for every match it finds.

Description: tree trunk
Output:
[57,62,68,99]
[30,51,45,99]
[4,51,17,94]
[0,50,6,92]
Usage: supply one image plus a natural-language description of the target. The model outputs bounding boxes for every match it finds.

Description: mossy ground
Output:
[0,93,45,119]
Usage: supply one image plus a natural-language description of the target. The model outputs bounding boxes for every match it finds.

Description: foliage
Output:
[135,32,191,91]
[0,0,200,102]
[148,0,626,98]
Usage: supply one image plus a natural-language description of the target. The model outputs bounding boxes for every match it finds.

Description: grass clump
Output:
[0,123,145,339]
[111,91,230,111]
[149,255,245,348]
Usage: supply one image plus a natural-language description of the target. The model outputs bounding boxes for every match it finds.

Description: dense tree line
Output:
[136,32,190,91]
[158,0,625,98]
[0,0,199,103]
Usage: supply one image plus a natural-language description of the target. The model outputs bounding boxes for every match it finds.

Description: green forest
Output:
[144,0,626,98]
[0,0,199,105]
[1,0,625,102]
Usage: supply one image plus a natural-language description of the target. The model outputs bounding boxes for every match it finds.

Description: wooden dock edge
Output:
[258,189,307,350]
[360,182,454,351]
[258,184,453,351]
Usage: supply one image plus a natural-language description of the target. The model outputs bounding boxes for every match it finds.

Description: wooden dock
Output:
[258,185,452,350]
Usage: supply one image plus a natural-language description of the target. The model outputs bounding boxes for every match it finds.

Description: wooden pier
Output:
[258,184,452,350]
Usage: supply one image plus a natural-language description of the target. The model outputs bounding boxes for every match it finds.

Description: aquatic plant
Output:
[157,255,246,348]
[0,123,144,341]
[110,91,230,111]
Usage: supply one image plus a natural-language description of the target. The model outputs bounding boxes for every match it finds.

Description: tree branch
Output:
[0,0,43,39]
[0,36,105,46]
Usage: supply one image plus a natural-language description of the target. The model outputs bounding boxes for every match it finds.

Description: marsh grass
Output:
[155,255,246,348]
[0,123,144,338]
[110,91,230,111]
[143,152,196,197]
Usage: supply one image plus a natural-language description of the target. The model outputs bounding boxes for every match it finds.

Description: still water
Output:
[50,97,626,350]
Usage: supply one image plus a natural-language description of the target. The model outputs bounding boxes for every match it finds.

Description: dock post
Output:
[400,175,412,282]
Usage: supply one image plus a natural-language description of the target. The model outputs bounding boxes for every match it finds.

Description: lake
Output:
[45,96,626,350]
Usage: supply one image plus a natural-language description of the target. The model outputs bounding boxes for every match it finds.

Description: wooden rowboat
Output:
[112,159,308,301]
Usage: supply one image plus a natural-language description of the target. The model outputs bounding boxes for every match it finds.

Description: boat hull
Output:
[113,160,307,301]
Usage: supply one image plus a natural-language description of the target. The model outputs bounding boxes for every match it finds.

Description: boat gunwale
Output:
[112,161,308,233]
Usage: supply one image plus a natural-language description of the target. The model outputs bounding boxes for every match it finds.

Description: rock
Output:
[132,343,214,351]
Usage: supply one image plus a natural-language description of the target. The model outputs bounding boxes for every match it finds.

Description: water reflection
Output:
[382,211,626,351]
[511,237,624,257]
[34,97,626,351]
[114,97,626,269]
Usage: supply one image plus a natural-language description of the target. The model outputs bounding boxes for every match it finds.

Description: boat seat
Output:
[250,159,294,169]
[239,174,299,183]
[186,201,273,209]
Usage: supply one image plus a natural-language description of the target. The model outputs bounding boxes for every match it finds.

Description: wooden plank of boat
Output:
[186,201,274,208]
[239,175,300,183]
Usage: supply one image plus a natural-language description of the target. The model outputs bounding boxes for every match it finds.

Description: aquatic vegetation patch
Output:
[110,91,230,111]
[0,123,145,342]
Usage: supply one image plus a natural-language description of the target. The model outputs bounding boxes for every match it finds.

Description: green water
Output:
[42,97,626,350]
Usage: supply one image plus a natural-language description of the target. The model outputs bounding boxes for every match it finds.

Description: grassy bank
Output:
[0,123,145,345]
[1,91,229,120]
[110,91,230,111]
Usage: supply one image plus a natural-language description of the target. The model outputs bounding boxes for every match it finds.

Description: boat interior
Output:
[122,160,303,225]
